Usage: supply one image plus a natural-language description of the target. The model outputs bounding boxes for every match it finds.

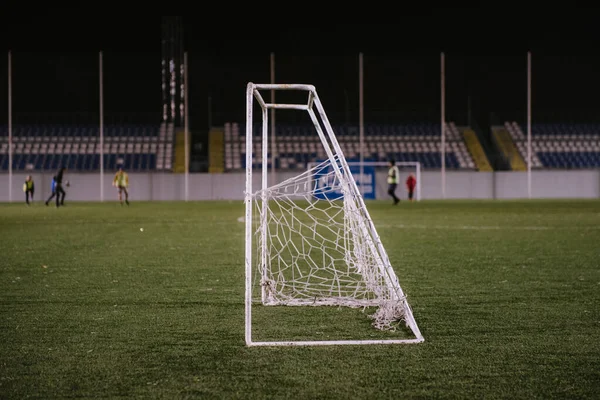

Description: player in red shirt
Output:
[405,173,416,202]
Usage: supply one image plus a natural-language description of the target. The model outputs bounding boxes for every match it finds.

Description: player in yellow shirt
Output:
[112,167,130,206]
[23,175,35,205]
[387,159,400,205]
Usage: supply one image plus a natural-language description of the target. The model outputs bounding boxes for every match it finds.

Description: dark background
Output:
[1,10,600,131]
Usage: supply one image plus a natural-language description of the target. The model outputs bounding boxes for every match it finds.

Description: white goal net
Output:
[244,83,424,346]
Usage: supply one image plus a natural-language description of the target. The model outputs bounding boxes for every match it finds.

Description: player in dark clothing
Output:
[54,167,67,207]
[45,176,57,206]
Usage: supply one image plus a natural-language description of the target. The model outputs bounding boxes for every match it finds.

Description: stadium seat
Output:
[505,121,600,169]
[0,123,171,172]
[225,122,476,171]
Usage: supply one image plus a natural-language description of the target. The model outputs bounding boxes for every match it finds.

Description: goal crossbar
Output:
[244,82,424,347]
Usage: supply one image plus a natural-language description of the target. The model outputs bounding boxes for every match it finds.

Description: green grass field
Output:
[1,199,599,399]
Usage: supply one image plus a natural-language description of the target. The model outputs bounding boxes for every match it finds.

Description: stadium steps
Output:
[172,131,186,173]
[208,127,224,173]
[492,127,527,171]
[462,128,492,171]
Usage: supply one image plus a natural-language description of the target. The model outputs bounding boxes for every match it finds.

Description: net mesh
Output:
[251,157,407,331]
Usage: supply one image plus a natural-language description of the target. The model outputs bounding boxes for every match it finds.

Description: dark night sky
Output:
[1,10,600,130]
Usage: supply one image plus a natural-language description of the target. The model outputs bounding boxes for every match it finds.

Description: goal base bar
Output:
[247,338,425,347]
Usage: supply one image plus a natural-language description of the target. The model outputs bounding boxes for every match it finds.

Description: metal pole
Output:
[8,51,12,203]
[99,51,104,202]
[270,52,276,186]
[244,82,254,345]
[416,162,421,201]
[184,51,189,201]
[359,52,364,196]
[527,51,532,199]
[441,52,446,199]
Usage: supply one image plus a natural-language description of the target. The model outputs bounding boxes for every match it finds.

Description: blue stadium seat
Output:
[234,122,473,171]
[0,123,167,172]
[538,151,600,168]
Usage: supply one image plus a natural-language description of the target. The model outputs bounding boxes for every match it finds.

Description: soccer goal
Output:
[308,161,422,201]
[244,83,424,346]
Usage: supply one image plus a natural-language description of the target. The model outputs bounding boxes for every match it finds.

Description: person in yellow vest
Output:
[387,159,400,205]
[112,167,130,206]
[23,175,35,205]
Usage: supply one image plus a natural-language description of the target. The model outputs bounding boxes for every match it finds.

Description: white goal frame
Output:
[307,161,422,202]
[244,82,424,347]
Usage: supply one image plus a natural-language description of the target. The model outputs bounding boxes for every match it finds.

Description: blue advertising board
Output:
[313,162,375,200]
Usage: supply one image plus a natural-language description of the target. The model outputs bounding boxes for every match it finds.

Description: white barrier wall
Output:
[1,170,599,203]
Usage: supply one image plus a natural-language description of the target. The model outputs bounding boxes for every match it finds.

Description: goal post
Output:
[308,161,422,202]
[244,82,424,346]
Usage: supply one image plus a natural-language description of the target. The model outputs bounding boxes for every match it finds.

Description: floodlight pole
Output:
[270,52,276,186]
[359,52,364,196]
[441,52,446,199]
[184,51,189,201]
[8,51,12,203]
[527,51,532,199]
[99,51,104,202]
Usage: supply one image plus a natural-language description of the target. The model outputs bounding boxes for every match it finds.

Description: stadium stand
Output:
[462,128,493,171]
[208,127,225,173]
[503,121,600,169]
[492,124,528,171]
[223,122,477,171]
[172,130,187,173]
[0,123,174,172]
